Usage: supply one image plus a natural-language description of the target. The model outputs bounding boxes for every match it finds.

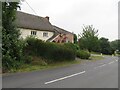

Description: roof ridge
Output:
[17,11,44,19]
[53,25,73,34]
[16,11,54,31]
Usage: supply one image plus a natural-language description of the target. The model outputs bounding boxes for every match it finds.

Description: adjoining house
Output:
[16,11,74,43]
[49,26,74,43]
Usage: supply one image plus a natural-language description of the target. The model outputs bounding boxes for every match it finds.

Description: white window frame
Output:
[43,32,48,37]
[31,31,37,36]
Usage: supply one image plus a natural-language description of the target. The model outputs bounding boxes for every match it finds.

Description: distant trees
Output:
[110,39,120,54]
[98,38,120,55]
[78,25,99,52]
[78,25,120,55]
[99,37,111,54]
[110,40,118,52]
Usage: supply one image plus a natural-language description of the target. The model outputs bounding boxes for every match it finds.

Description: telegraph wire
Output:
[24,0,38,15]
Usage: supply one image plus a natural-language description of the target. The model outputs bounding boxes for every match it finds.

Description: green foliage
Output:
[78,25,99,52]
[24,37,76,63]
[74,34,78,44]
[117,51,120,55]
[24,36,44,56]
[110,39,120,53]
[24,55,33,64]
[110,40,118,51]
[118,40,120,51]
[99,37,112,55]
[31,56,48,66]
[2,2,26,72]
[49,46,75,61]
[76,50,90,59]
[64,43,79,51]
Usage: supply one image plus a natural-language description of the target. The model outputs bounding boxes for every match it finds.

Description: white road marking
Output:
[98,64,106,67]
[108,61,115,65]
[45,71,86,84]
[45,59,118,85]
[94,64,107,69]
[115,59,118,62]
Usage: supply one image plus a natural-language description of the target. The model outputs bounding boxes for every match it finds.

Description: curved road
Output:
[3,56,118,88]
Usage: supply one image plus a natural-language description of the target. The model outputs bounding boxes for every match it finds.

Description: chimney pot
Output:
[45,16,49,21]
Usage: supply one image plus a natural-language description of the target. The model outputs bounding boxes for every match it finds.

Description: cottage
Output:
[16,11,55,41]
[50,26,74,43]
[16,11,74,43]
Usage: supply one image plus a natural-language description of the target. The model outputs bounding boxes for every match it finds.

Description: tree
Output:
[118,40,120,51]
[78,25,100,52]
[99,37,111,54]
[110,39,120,54]
[2,2,24,72]
[74,34,77,44]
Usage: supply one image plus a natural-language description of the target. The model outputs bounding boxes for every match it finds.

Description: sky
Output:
[19,0,119,41]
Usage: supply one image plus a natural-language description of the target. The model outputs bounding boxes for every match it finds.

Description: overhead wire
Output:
[24,0,38,15]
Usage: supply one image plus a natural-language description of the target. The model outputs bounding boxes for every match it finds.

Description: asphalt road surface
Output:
[2,56,118,88]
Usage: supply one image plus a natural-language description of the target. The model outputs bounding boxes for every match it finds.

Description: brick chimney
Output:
[45,16,49,21]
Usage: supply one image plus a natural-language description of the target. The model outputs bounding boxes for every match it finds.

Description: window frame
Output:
[31,31,37,36]
[43,32,48,37]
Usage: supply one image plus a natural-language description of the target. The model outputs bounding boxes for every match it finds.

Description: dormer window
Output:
[31,31,37,35]
[43,32,48,37]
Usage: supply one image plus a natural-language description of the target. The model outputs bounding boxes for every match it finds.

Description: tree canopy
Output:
[2,2,24,72]
[110,39,120,53]
[99,37,112,54]
[78,25,99,52]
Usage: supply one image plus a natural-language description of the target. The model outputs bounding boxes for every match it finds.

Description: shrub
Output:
[50,46,76,61]
[2,38,26,72]
[64,43,78,51]
[76,50,90,59]
[45,43,76,62]
[24,36,45,56]
[24,37,76,63]
[31,56,47,66]
[24,55,33,64]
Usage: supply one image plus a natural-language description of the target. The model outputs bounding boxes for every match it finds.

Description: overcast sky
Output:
[20,0,119,41]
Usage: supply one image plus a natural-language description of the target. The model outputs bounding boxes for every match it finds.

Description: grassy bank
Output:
[90,55,104,61]
[8,60,81,73]
[3,55,104,74]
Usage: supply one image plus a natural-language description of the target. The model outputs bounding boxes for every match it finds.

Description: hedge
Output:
[23,37,76,63]
[76,50,90,59]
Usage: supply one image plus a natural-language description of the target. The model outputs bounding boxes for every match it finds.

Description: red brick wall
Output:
[53,33,74,43]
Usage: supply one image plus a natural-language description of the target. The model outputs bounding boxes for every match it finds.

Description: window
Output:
[31,31,37,35]
[43,32,48,37]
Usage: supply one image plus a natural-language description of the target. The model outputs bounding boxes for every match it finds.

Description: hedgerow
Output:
[76,50,90,59]
[24,37,76,63]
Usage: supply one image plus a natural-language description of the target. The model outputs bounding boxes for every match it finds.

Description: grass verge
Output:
[90,52,101,55]
[9,60,81,73]
[3,55,104,74]
[90,55,104,61]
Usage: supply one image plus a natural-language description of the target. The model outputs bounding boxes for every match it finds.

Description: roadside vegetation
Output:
[2,2,25,73]
[8,60,81,73]
[78,25,120,56]
[90,56,104,61]
[23,37,76,64]
[76,50,90,59]
[2,2,119,73]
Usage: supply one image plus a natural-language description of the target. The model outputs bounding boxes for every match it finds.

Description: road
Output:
[2,56,118,88]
